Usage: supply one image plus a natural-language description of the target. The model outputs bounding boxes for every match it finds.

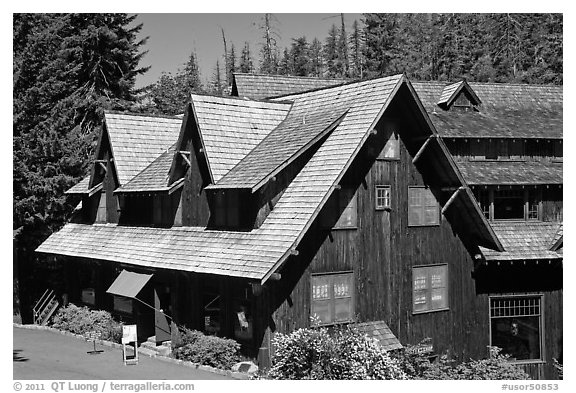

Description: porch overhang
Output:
[106,269,153,298]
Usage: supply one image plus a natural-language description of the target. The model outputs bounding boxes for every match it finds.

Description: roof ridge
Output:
[190,92,292,106]
[105,110,181,121]
[233,72,349,81]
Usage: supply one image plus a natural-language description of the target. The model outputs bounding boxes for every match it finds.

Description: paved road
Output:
[13,326,233,380]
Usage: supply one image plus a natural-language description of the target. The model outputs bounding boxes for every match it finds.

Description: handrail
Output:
[32,289,51,316]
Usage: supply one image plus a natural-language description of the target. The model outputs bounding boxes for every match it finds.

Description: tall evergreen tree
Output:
[337,14,350,77]
[259,13,280,74]
[228,43,237,85]
[309,38,324,77]
[277,47,292,76]
[349,20,364,79]
[324,24,339,77]
[291,37,310,76]
[239,41,254,73]
[210,59,224,95]
[13,13,149,320]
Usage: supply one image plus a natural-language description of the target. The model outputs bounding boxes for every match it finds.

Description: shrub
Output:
[50,303,122,343]
[171,328,241,370]
[266,325,407,380]
[393,344,529,380]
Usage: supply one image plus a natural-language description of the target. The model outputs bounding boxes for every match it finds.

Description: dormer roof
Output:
[437,80,481,109]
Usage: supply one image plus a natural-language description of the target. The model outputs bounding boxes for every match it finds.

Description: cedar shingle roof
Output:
[105,112,182,185]
[480,221,563,261]
[437,80,481,108]
[550,223,563,251]
[209,107,349,190]
[65,176,91,194]
[38,75,503,280]
[38,75,406,280]
[456,159,563,185]
[115,145,176,193]
[232,73,348,100]
[353,321,403,351]
[192,95,291,182]
[412,82,562,139]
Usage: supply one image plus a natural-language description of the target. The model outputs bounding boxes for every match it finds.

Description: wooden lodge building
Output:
[37,73,562,379]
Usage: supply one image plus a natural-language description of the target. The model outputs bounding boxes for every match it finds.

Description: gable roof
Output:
[65,176,91,195]
[456,159,563,185]
[480,221,563,261]
[115,145,176,193]
[353,321,403,351]
[104,112,182,185]
[232,73,348,100]
[208,107,349,191]
[190,95,291,183]
[412,81,562,140]
[437,80,481,108]
[550,223,563,251]
[38,75,503,282]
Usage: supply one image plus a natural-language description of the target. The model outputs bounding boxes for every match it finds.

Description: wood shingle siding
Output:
[105,112,182,185]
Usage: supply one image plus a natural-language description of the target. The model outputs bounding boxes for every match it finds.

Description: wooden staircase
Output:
[33,289,59,326]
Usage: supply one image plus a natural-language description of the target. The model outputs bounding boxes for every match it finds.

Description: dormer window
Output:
[437,80,481,111]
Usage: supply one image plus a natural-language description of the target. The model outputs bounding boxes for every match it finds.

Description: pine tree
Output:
[278,47,292,75]
[337,14,350,77]
[239,41,254,73]
[325,24,339,77]
[309,38,324,77]
[259,13,280,74]
[349,20,364,79]
[291,37,310,76]
[13,13,149,321]
[228,43,237,85]
[210,59,224,95]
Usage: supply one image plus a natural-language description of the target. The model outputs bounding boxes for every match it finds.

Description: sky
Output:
[133,13,363,89]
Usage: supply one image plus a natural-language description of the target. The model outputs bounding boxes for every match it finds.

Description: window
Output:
[412,264,448,314]
[494,189,524,220]
[476,189,491,219]
[332,188,357,229]
[378,133,400,160]
[113,296,133,314]
[96,191,107,223]
[490,295,543,362]
[311,272,354,325]
[408,187,440,226]
[375,186,391,210]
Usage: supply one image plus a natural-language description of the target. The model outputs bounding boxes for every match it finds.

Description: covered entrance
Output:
[106,269,172,345]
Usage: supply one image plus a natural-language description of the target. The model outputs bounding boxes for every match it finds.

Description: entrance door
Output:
[154,286,172,344]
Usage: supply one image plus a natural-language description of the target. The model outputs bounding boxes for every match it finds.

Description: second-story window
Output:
[375,185,391,210]
[408,187,440,226]
[473,188,541,221]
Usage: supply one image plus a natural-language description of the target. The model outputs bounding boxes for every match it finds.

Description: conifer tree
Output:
[239,41,254,73]
[324,24,339,77]
[259,13,280,74]
[337,14,350,77]
[349,20,364,78]
[291,37,310,76]
[309,38,324,77]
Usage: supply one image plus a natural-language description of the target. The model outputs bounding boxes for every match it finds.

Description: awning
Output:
[106,270,153,298]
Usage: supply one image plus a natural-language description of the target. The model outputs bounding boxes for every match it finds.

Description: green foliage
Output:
[265,326,407,380]
[553,358,563,379]
[50,304,122,343]
[393,343,530,380]
[171,327,241,370]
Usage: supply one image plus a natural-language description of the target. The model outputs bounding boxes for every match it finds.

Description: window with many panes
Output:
[375,186,391,210]
[408,187,440,226]
[311,272,354,325]
[412,264,449,314]
[490,295,543,362]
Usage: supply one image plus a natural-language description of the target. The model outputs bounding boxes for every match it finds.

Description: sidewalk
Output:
[13,326,235,380]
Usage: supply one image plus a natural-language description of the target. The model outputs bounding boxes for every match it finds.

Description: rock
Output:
[231,361,258,374]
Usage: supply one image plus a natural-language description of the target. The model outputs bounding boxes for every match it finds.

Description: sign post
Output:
[122,324,138,365]
[86,331,104,355]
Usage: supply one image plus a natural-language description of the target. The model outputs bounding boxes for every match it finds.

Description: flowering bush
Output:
[171,327,241,370]
[266,325,407,380]
[50,303,122,343]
